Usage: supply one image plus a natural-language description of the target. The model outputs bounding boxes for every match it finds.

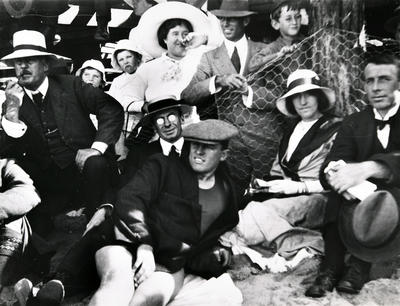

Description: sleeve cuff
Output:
[209,76,222,94]
[242,86,253,108]
[1,117,27,138]
[91,141,108,154]
[97,203,114,213]
[304,180,324,193]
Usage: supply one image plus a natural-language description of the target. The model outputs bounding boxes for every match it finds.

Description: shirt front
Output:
[160,137,184,156]
[223,35,248,76]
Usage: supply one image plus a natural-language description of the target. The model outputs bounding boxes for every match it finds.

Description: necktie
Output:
[231,46,241,73]
[169,145,180,158]
[32,92,43,109]
[375,116,395,130]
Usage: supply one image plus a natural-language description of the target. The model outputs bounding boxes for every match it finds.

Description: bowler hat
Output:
[211,0,255,18]
[276,69,335,117]
[384,5,400,34]
[183,119,238,144]
[1,30,70,63]
[339,188,400,263]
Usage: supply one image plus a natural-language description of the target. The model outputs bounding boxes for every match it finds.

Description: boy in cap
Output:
[90,119,243,306]
[249,0,304,72]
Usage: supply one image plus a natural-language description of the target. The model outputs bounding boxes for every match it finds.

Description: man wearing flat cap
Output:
[0,30,123,241]
[306,53,400,298]
[84,119,243,305]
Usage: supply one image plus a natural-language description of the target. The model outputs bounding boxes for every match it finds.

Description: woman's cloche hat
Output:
[276,69,335,117]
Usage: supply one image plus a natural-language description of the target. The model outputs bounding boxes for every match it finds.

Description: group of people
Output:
[0,0,399,305]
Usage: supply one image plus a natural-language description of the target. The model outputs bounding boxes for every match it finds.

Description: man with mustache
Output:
[0,30,123,243]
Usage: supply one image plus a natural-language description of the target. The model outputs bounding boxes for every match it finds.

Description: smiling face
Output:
[271,6,301,39]
[364,63,399,116]
[153,108,182,142]
[189,141,227,176]
[291,91,322,121]
[14,56,48,91]
[81,67,103,88]
[219,17,249,42]
[164,24,190,60]
[116,50,141,74]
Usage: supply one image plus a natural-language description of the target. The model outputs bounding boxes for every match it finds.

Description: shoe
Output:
[36,280,65,306]
[305,269,338,298]
[336,257,371,294]
[94,27,110,42]
[14,278,33,306]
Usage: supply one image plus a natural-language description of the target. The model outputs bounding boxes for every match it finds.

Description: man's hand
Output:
[75,148,101,172]
[4,81,24,122]
[82,206,111,236]
[277,44,298,58]
[133,244,155,286]
[327,162,370,194]
[216,74,247,90]
[213,246,231,267]
[183,32,208,49]
[264,179,304,194]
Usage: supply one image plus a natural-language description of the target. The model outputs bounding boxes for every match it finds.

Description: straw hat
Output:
[1,30,70,64]
[75,59,106,82]
[111,39,151,71]
[133,1,212,59]
[339,189,400,263]
[142,95,193,121]
[276,69,335,117]
[211,0,256,18]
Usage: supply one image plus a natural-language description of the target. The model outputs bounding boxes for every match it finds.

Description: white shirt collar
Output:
[224,35,248,74]
[160,137,184,156]
[24,77,49,101]
[373,90,400,120]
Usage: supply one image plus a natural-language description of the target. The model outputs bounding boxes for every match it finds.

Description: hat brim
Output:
[134,2,212,59]
[276,85,336,117]
[384,15,400,34]
[141,103,193,124]
[1,49,71,63]
[184,137,220,145]
[339,188,400,263]
[210,10,256,17]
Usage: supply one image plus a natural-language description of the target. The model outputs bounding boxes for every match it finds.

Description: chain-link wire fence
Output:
[215,27,400,188]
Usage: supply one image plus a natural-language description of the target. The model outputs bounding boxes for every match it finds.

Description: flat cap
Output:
[182,119,238,144]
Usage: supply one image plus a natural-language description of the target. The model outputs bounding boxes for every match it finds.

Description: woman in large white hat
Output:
[221,69,342,269]
[128,1,222,104]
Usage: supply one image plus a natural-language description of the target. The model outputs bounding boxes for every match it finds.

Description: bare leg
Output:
[89,245,134,306]
[130,269,185,306]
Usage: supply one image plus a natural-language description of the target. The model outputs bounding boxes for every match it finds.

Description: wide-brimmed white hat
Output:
[276,69,335,117]
[133,1,212,59]
[1,30,70,63]
[111,39,151,71]
[75,59,106,82]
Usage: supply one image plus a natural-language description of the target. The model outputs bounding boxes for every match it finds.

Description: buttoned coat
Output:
[114,154,241,278]
[0,75,124,165]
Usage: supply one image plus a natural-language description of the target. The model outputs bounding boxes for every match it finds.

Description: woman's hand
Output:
[133,244,155,286]
[264,179,305,195]
[183,32,208,49]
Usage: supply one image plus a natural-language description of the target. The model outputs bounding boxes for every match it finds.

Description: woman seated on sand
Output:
[222,69,342,263]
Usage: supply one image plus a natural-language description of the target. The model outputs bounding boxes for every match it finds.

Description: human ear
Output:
[271,19,280,31]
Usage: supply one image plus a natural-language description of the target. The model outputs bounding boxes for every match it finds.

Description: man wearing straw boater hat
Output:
[121,95,192,184]
[306,52,400,298]
[0,30,123,244]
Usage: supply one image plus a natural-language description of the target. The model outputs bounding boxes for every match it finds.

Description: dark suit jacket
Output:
[181,39,267,106]
[114,154,241,278]
[0,75,124,164]
[321,106,400,189]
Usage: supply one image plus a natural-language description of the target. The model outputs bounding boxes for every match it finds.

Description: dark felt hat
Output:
[182,119,238,144]
[339,188,400,263]
[211,0,256,18]
[384,5,400,34]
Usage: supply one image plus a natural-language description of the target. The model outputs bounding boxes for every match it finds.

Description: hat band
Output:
[147,98,182,114]
[287,76,320,91]
[14,44,47,52]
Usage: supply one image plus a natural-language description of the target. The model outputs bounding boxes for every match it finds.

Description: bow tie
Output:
[375,116,395,130]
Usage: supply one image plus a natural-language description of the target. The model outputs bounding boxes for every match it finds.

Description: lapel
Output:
[213,43,237,75]
[19,94,42,135]
[46,78,68,136]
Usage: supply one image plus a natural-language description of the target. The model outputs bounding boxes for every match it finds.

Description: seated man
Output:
[306,53,400,297]
[0,158,40,285]
[91,119,242,306]
[120,96,192,185]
